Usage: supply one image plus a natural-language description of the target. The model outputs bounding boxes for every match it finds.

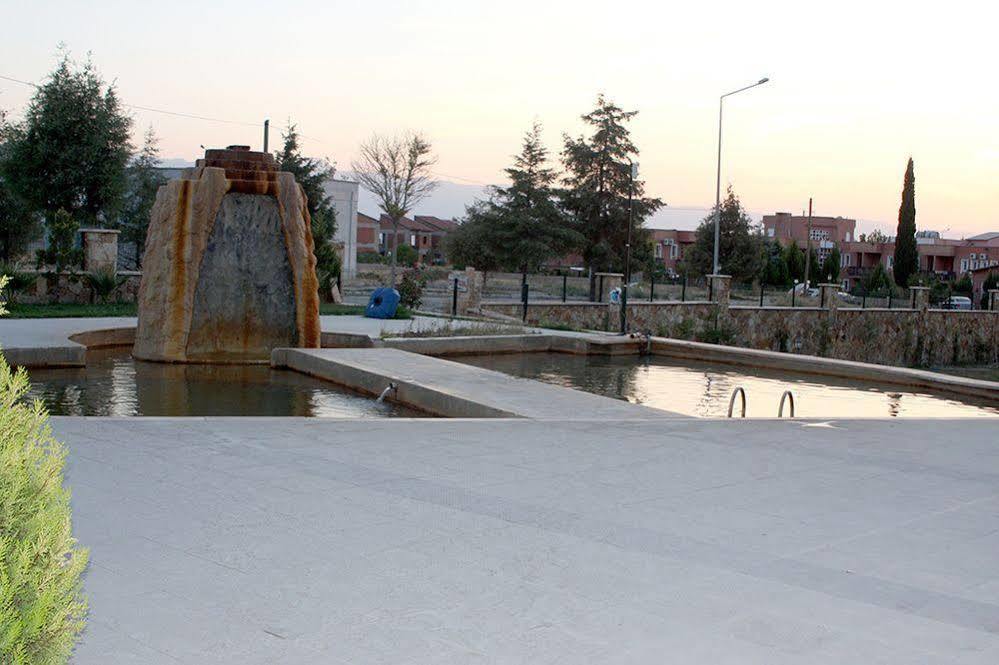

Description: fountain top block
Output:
[194,146,280,195]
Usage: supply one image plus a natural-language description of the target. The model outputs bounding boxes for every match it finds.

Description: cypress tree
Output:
[893,158,918,286]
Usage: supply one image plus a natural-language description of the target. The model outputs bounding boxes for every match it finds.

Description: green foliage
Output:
[83,268,123,304]
[560,96,663,293]
[4,302,137,319]
[34,210,81,273]
[695,322,737,345]
[397,269,426,309]
[357,252,386,265]
[820,245,841,282]
[117,127,166,268]
[444,207,502,272]
[862,261,895,294]
[783,240,805,282]
[467,123,582,278]
[981,272,998,310]
[2,49,132,230]
[0,111,43,263]
[682,188,762,282]
[394,243,418,268]
[893,158,918,287]
[860,229,889,244]
[953,273,973,295]
[0,321,88,662]
[274,124,340,300]
[0,265,35,305]
[761,240,790,286]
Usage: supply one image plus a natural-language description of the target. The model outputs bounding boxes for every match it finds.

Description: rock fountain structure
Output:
[133,146,321,363]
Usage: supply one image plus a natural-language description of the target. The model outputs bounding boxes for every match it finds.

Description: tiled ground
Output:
[55,416,999,664]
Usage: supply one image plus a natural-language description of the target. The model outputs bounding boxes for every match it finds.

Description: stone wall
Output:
[16,271,142,304]
[482,297,999,368]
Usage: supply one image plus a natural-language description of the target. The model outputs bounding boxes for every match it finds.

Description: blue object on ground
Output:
[365,288,400,319]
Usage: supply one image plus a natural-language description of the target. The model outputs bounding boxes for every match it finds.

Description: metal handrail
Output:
[727,386,746,418]
[778,390,795,418]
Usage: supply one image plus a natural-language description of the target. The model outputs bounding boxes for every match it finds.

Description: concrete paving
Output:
[275,347,676,418]
[56,416,999,664]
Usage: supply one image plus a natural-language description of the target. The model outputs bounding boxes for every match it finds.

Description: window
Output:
[841,254,852,267]
[960,259,968,272]
[654,243,663,259]
[887,256,894,268]
[410,235,417,247]
[767,227,775,238]
[809,229,830,241]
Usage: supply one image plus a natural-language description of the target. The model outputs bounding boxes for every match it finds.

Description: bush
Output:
[83,268,123,305]
[0,279,88,664]
[397,269,426,310]
[0,265,35,305]
[394,244,418,267]
[357,252,386,265]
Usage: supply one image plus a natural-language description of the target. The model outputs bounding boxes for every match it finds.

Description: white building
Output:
[324,178,359,279]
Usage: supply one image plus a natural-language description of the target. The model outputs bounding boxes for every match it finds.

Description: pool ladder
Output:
[726,387,796,418]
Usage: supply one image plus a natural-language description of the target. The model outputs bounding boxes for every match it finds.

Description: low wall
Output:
[482,299,999,368]
[16,271,142,304]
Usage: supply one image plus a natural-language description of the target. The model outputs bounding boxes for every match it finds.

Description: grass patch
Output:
[320,303,413,319]
[382,323,531,339]
[5,302,138,318]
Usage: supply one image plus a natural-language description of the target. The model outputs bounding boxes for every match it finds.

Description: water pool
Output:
[25,349,424,417]
[457,352,998,418]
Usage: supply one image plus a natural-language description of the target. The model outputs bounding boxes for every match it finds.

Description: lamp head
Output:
[758,77,770,84]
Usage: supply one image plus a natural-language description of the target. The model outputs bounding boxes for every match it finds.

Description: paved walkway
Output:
[57,416,999,664]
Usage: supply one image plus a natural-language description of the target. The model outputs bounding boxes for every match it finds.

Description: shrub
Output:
[0,265,35,305]
[83,267,123,304]
[397,269,426,310]
[394,243,418,267]
[357,252,386,265]
[0,277,89,664]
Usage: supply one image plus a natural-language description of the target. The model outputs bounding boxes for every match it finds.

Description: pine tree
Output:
[465,123,581,283]
[682,188,763,282]
[2,50,132,230]
[821,246,842,282]
[274,124,340,299]
[117,127,166,269]
[560,96,663,299]
[893,157,918,286]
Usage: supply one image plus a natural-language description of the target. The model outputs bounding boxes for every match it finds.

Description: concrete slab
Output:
[273,347,678,418]
[54,416,999,664]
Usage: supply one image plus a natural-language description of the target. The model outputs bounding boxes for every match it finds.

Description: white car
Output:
[941,296,972,310]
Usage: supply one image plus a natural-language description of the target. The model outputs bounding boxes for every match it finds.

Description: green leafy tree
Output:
[953,273,973,295]
[560,96,663,299]
[783,240,805,283]
[893,157,918,286]
[1,277,89,664]
[862,261,895,294]
[117,127,166,269]
[444,205,502,276]
[2,50,132,232]
[467,123,581,285]
[860,229,890,244]
[761,240,790,286]
[0,111,42,262]
[394,243,418,267]
[274,124,340,299]
[820,246,841,282]
[682,188,762,282]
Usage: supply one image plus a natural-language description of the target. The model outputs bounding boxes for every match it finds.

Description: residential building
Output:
[373,213,458,264]
[651,229,697,275]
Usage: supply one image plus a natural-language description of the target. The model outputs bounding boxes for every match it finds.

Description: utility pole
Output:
[263,119,270,153]
[621,161,637,334]
[804,198,813,289]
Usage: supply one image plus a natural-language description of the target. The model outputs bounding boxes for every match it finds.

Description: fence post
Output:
[562,273,567,303]
[887,292,893,309]
[862,291,866,309]
[649,275,655,302]
[452,277,459,316]
[598,275,604,302]
[708,279,714,302]
[759,282,764,307]
[521,282,529,322]
[681,276,687,302]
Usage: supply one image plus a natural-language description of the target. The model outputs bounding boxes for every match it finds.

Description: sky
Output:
[2,0,997,237]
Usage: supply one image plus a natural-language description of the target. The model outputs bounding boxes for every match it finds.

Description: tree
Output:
[893,157,918,286]
[682,188,762,282]
[820,245,842,282]
[560,96,663,299]
[352,132,437,286]
[274,124,340,300]
[117,127,166,269]
[444,204,502,274]
[2,50,132,231]
[981,272,998,310]
[862,261,895,294]
[761,239,790,286]
[466,123,581,284]
[783,240,805,283]
[35,209,82,273]
[860,229,890,244]
[1,280,89,664]
[0,110,43,263]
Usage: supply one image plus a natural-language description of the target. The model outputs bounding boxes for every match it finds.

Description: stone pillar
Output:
[989,289,999,311]
[909,285,931,310]
[594,272,623,303]
[707,274,731,308]
[81,228,120,274]
[448,267,483,315]
[819,283,841,312]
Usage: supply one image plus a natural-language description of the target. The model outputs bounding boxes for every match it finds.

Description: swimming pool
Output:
[25,348,424,417]
[456,352,998,418]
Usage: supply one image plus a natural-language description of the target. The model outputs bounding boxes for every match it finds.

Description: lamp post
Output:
[712,77,770,275]
[621,161,638,334]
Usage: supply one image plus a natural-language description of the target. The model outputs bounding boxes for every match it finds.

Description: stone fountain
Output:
[133,146,321,363]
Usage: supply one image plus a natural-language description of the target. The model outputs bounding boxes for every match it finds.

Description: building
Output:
[650,229,697,276]
[324,178,360,279]
[761,212,999,291]
[372,214,459,265]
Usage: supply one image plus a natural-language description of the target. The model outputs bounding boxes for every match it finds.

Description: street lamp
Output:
[712,77,770,275]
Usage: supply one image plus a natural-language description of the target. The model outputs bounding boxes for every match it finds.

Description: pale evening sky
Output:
[1,0,996,236]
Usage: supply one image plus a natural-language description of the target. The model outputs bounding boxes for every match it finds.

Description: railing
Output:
[778,391,795,418]
[727,387,746,418]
